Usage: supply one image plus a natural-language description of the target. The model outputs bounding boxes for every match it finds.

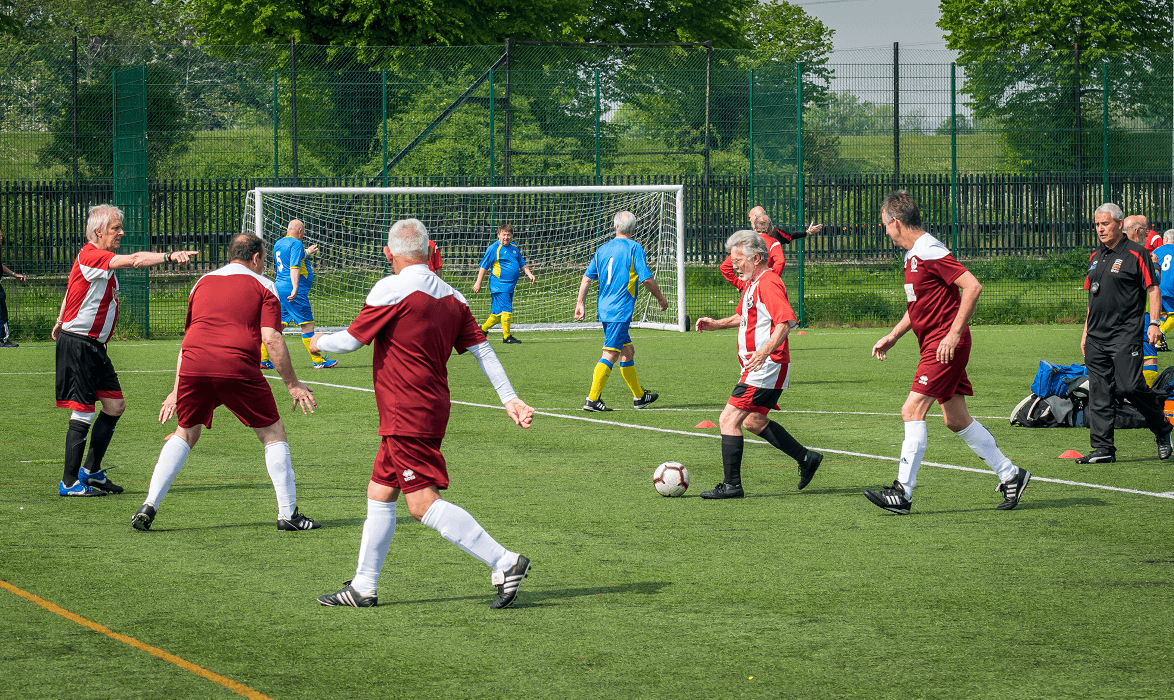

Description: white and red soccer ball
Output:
[653,461,689,497]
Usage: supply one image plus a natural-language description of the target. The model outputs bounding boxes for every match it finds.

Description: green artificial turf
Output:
[2,326,1172,699]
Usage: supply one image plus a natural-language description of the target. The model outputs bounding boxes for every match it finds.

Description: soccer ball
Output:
[653,461,689,497]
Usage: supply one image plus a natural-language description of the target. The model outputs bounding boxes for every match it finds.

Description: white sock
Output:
[897,420,927,498]
[955,419,1017,482]
[264,441,296,520]
[420,499,516,572]
[144,435,191,508]
[351,499,396,597]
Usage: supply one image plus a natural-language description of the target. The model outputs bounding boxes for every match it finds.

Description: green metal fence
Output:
[0,42,1172,338]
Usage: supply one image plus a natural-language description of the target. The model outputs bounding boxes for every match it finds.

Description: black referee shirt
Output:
[1085,236,1157,344]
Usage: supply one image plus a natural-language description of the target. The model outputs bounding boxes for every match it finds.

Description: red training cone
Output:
[1058,449,1083,459]
[796,330,807,335]
[695,420,717,428]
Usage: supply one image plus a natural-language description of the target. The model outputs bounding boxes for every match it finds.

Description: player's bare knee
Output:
[620,344,635,362]
[255,419,288,445]
[100,398,126,416]
[743,413,768,434]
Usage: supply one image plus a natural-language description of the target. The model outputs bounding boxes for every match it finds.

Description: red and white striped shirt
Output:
[736,269,797,388]
[61,243,119,343]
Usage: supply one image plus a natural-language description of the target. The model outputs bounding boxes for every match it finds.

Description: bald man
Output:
[261,219,338,369]
[1124,214,1163,254]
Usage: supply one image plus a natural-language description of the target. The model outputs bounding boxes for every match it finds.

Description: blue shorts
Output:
[490,290,515,315]
[277,288,314,326]
[601,321,632,352]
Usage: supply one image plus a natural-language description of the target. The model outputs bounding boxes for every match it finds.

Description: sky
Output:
[795,0,957,61]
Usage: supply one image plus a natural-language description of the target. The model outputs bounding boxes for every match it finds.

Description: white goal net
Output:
[242,186,685,333]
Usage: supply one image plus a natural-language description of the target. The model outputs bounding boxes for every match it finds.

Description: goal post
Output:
[242,185,687,333]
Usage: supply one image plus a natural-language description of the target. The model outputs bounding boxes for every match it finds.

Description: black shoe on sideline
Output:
[1158,430,1174,461]
[700,482,744,499]
[1075,448,1116,464]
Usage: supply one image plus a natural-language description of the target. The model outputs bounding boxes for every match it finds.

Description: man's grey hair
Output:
[1094,203,1124,221]
[86,204,123,242]
[726,229,768,262]
[613,211,636,236]
[752,215,772,234]
[387,218,430,260]
[1164,229,1174,244]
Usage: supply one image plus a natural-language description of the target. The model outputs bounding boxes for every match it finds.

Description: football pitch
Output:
[3,325,1173,699]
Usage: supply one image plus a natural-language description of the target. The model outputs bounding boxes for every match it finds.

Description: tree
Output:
[37,64,196,179]
[939,0,1174,171]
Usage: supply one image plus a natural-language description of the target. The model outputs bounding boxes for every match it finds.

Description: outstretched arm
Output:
[468,341,533,428]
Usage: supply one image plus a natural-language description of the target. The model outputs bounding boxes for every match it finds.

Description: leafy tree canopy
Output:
[190,0,756,48]
[939,0,1173,63]
[2,0,194,45]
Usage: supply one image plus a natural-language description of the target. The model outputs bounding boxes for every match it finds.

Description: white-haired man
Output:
[865,190,1029,512]
[695,230,823,499]
[311,218,536,610]
[51,204,198,497]
[574,210,670,412]
[1078,203,1172,464]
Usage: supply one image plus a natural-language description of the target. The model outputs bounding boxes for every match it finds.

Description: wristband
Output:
[1150,321,1160,327]
[165,251,173,263]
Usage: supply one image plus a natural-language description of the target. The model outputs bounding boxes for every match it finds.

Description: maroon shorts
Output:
[176,373,281,429]
[727,382,783,416]
[372,435,449,494]
[912,340,974,403]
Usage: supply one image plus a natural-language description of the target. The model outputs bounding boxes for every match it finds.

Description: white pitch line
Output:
[0,369,177,376]
[282,376,1174,502]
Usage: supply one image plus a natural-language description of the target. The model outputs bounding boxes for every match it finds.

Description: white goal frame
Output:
[244,185,687,332]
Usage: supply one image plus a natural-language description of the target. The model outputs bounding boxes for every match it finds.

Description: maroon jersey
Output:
[61,243,120,343]
[345,264,486,438]
[903,233,971,348]
[181,263,282,379]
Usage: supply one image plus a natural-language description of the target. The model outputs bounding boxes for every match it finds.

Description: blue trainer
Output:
[81,467,124,494]
[313,358,338,369]
[59,480,107,497]
[260,360,275,369]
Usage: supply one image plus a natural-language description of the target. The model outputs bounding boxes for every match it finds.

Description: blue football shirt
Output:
[273,236,312,291]
[1154,243,1174,309]
[478,241,527,294]
[585,237,653,322]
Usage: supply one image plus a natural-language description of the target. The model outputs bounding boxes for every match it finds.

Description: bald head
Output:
[287,219,305,239]
[748,206,766,224]
[1123,215,1148,243]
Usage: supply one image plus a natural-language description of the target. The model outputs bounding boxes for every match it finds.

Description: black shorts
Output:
[55,331,122,412]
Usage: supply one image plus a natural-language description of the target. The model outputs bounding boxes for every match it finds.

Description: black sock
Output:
[721,434,744,485]
[63,419,91,485]
[756,420,808,462]
[82,412,120,474]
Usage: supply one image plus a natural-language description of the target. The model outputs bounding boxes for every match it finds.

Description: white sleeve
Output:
[316,330,364,355]
[467,341,518,404]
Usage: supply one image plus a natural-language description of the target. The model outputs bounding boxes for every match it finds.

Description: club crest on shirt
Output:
[402,469,416,481]
[909,258,918,273]
[744,292,755,310]
[1111,258,1123,273]
[1088,259,1098,272]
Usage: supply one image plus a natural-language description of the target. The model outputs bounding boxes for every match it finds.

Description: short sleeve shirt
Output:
[904,233,971,348]
[61,243,120,343]
[273,236,312,289]
[427,240,443,272]
[720,233,786,286]
[736,270,797,387]
[1144,230,1164,253]
[479,241,527,293]
[584,237,654,323]
[1152,243,1174,307]
[1085,237,1157,344]
[181,263,283,379]
[345,265,486,437]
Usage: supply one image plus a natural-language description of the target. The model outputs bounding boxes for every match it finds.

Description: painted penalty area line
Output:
[288,376,1174,502]
[0,579,275,700]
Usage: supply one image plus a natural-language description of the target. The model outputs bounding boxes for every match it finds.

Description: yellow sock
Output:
[1160,312,1174,337]
[1144,354,1159,387]
[260,342,270,362]
[482,313,500,334]
[588,360,613,401]
[618,361,642,398]
[501,312,512,338]
[302,334,325,364]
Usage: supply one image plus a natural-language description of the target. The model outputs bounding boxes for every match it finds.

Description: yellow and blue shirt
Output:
[478,241,527,294]
[585,238,653,323]
[273,235,312,293]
